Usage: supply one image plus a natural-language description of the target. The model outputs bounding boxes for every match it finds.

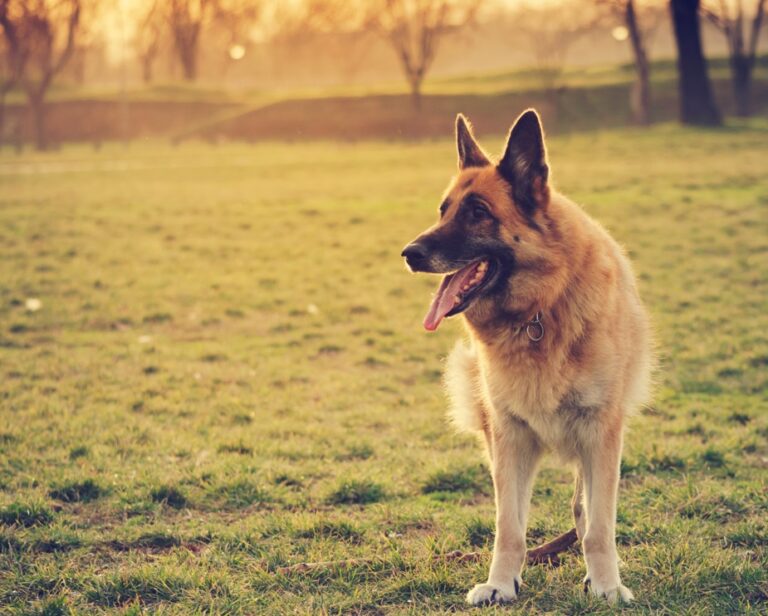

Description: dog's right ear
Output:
[456,114,490,170]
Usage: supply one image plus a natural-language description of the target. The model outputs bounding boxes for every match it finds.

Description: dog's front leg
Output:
[466,419,542,606]
[580,416,634,604]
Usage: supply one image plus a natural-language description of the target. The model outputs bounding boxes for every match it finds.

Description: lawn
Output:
[0,121,766,614]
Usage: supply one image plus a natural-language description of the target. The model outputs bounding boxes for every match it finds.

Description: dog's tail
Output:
[444,341,487,434]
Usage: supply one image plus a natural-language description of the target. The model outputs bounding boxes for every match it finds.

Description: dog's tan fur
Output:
[409,110,652,605]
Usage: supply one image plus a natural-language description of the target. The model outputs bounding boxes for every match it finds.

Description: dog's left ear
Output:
[456,114,490,170]
[499,109,550,214]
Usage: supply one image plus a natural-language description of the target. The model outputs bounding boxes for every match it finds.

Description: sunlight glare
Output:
[229,44,246,61]
[612,26,629,42]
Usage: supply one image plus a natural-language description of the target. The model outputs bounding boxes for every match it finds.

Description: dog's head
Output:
[402,109,555,331]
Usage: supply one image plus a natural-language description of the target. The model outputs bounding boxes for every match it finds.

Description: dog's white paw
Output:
[466,578,521,606]
[583,576,634,604]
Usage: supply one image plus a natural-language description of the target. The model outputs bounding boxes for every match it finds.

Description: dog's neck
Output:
[463,194,599,351]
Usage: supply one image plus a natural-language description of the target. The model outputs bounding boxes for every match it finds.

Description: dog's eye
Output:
[471,204,489,221]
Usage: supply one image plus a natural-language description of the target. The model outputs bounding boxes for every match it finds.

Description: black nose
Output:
[401,242,428,269]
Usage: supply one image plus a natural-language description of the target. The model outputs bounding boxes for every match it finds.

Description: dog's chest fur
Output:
[478,346,607,455]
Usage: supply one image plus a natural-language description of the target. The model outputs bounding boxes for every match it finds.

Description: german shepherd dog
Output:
[402,110,652,605]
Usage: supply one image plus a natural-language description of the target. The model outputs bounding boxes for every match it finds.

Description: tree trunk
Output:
[28,93,48,151]
[179,45,197,81]
[409,75,423,111]
[174,25,200,82]
[626,0,651,125]
[730,54,752,117]
[0,89,6,149]
[669,0,721,126]
[141,54,154,83]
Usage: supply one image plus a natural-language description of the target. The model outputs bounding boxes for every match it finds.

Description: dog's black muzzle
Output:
[401,241,430,272]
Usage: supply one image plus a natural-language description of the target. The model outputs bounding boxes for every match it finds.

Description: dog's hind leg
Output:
[579,415,634,604]
[572,470,586,541]
[466,419,542,605]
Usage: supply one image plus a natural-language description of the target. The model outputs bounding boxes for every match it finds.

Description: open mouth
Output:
[423,259,496,331]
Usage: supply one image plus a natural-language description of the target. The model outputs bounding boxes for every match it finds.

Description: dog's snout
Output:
[402,242,428,268]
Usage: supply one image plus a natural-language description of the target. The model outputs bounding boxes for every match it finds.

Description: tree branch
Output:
[51,1,81,78]
[748,0,766,61]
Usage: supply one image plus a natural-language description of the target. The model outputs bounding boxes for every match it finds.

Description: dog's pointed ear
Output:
[499,109,550,214]
[456,114,490,170]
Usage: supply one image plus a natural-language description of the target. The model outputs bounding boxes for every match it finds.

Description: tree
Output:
[669,0,721,125]
[702,0,766,117]
[504,1,599,122]
[133,0,163,83]
[0,0,83,150]
[599,1,665,125]
[507,2,598,92]
[268,0,372,85]
[165,0,260,81]
[623,0,652,124]
[367,0,481,110]
[167,0,210,81]
[0,0,26,147]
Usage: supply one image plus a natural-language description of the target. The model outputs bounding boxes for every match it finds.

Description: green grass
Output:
[0,120,766,613]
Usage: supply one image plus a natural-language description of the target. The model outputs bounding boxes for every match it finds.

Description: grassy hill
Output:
[2,56,767,145]
[0,122,766,614]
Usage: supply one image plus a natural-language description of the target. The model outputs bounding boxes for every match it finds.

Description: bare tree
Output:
[623,0,652,123]
[598,1,665,125]
[367,0,481,109]
[508,2,599,96]
[166,0,210,81]
[165,0,261,81]
[133,0,163,83]
[0,0,26,147]
[0,0,83,150]
[670,0,721,125]
[702,0,766,116]
[269,0,372,85]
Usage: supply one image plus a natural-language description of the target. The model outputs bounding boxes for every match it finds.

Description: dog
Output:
[401,109,652,605]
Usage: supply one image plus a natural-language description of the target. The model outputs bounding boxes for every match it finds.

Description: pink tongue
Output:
[423,262,482,331]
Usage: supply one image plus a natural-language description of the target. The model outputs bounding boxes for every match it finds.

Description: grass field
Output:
[0,121,767,614]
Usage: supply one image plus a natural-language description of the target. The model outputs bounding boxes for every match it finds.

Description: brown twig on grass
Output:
[526,527,579,566]
[276,527,579,575]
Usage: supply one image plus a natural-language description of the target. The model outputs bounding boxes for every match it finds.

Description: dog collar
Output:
[522,311,544,342]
